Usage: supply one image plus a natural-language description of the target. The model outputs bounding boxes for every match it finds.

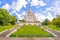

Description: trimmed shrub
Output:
[36,34,43,37]
[10,34,16,37]
[18,34,25,37]
[27,34,34,37]
[46,34,54,37]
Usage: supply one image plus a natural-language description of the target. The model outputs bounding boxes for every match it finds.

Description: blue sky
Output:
[0,0,60,22]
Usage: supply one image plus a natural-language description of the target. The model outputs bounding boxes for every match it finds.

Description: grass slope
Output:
[45,25,60,32]
[0,25,14,32]
[10,25,53,37]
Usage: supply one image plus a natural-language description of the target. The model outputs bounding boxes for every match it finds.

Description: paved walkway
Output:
[0,25,60,40]
[40,26,60,37]
[0,37,60,40]
[0,26,20,37]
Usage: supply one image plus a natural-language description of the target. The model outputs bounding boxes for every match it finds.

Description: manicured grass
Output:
[10,25,53,37]
[44,25,60,32]
[0,25,14,32]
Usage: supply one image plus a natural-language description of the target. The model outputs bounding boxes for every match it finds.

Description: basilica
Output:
[24,8,37,22]
[19,8,41,26]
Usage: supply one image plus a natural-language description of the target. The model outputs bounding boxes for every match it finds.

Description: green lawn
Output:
[10,25,53,37]
[44,25,60,32]
[0,25,15,32]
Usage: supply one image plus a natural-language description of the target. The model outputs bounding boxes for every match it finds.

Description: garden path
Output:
[0,25,21,37]
[40,26,60,37]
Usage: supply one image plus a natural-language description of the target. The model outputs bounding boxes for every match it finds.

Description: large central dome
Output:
[24,8,37,22]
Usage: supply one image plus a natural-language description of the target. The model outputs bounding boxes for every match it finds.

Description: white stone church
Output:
[24,8,37,22]
[19,8,41,26]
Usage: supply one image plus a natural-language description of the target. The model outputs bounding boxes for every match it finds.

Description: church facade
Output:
[24,8,37,22]
[19,8,41,26]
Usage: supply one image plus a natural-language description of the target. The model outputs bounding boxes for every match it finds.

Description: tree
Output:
[10,16,17,25]
[52,17,60,27]
[42,19,51,25]
[19,19,26,22]
[0,8,17,25]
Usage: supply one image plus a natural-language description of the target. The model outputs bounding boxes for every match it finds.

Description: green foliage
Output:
[10,21,16,25]
[42,19,51,25]
[10,16,17,25]
[52,18,60,27]
[27,34,34,37]
[10,25,53,37]
[18,34,25,37]
[36,34,43,37]
[44,25,60,33]
[0,25,14,32]
[10,34,16,37]
[0,8,17,25]
[19,19,25,22]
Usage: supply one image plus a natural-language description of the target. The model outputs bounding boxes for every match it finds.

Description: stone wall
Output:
[19,22,41,26]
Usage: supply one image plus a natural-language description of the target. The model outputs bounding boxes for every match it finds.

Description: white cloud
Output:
[0,2,2,4]
[35,13,46,22]
[54,0,60,15]
[2,0,28,12]
[2,4,10,10]
[55,1,60,15]
[44,0,60,17]
[35,12,55,22]
[9,8,22,20]
[2,0,59,21]
[31,0,39,6]
[46,8,51,11]
[34,0,60,22]
[12,0,28,11]
[39,1,46,6]
[22,12,26,15]
[43,7,55,21]
[11,0,28,20]
[31,0,46,6]
[46,12,54,21]
[27,0,30,2]
[2,0,28,20]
